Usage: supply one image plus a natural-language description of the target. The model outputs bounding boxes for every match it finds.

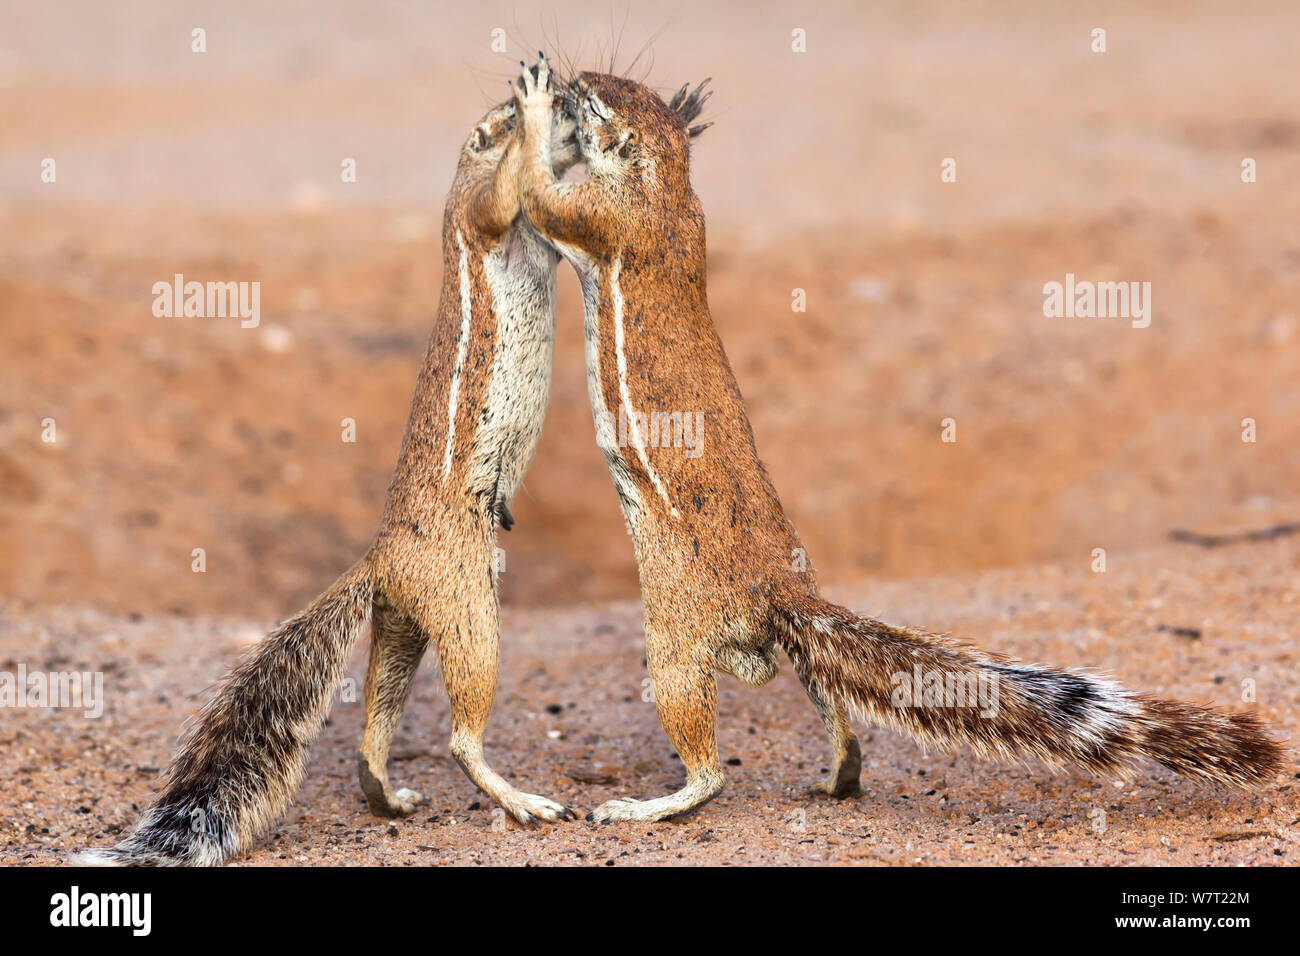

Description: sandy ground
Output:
[1,2,1299,865]
[2,533,1296,866]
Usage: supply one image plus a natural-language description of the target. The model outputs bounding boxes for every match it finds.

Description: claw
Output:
[671,78,712,130]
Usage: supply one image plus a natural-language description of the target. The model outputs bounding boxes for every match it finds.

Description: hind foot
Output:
[586,775,724,824]
[367,786,427,819]
[358,755,427,818]
[498,790,579,827]
[811,735,864,798]
[812,774,865,798]
[448,734,577,826]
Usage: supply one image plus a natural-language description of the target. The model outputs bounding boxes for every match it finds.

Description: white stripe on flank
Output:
[444,230,473,477]
[611,257,678,517]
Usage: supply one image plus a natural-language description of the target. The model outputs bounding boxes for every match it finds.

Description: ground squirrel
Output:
[78,90,582,865]
[513,56,1284,823]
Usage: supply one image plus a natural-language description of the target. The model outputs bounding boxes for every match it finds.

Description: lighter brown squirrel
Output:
[78,92,582,865]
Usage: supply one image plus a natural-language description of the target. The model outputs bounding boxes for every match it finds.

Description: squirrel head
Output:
[461,101,517,168]
[561,72,710,190]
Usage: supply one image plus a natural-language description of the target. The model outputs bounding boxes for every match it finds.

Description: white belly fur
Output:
[550,238,645,532]
[467,223,559,507]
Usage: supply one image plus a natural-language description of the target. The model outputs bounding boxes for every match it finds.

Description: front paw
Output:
[513,53,554,120]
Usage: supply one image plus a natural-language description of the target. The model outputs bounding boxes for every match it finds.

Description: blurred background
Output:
[2,0,1298,620]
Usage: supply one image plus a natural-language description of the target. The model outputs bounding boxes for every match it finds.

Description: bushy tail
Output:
[76,563,373,866]
[775,596,1284,787]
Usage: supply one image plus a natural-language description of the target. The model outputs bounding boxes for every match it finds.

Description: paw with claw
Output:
[500,790,579,827]
[512,51,554,126]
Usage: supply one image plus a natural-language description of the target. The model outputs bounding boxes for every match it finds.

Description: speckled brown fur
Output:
[77,93,581,865]
[514,57,1283,823]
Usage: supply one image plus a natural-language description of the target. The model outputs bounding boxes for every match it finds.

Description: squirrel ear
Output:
[469,127,488,152]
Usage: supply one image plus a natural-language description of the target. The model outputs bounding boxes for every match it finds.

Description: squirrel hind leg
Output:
[358,601,430,818]
[588,633,726,823]
[796,669,865,799]
[430,565,577,826]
